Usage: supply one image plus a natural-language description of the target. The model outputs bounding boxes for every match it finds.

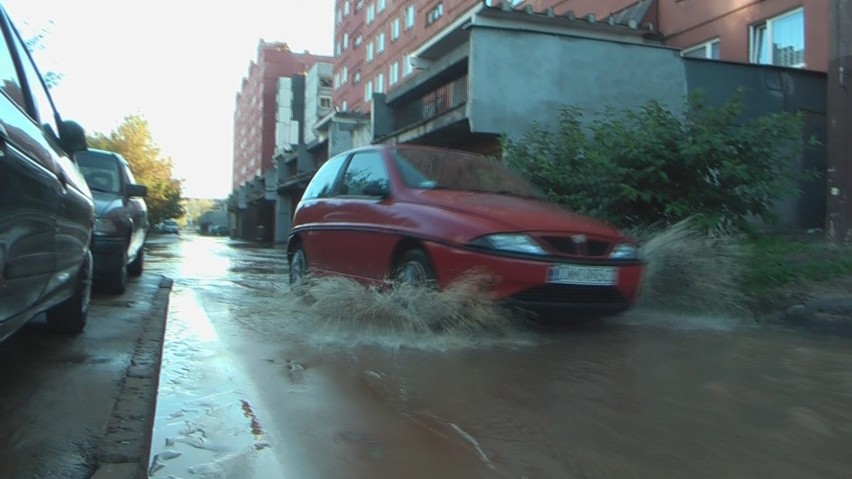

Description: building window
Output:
[405,5,415,29]
[378,0,387,13]
[682,39,720,60]
[365,81,373,102]
[389,62,399,85]
[377,32,386,54]
[342,66,348,83]
[342,100,348,111]
[354,71,361,84]
[334,72,340,89]
[320,97,332,108]
[750,8,805,68]
[426,3,444,25]
[336,8,343,24]
[355,35,363,47]
[335,41,342,57]
[366,41,374,62]
[344,0,351,16]
[376,73,385,94]
[367,2,376,23]
[391,18,401,41]
[404,54,414,76]
[343,33,349,50]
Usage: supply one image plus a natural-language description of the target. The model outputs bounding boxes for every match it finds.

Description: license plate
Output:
[548,265,617,285]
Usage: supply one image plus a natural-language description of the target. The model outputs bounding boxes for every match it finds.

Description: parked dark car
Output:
[287,145,644,318]
[0,5,95,342]
[75,149,148,294]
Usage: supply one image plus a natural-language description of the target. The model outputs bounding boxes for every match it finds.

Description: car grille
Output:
[508,285,628,305]
[539,236,611,257]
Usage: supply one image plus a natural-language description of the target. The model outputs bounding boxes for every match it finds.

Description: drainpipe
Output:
[826,0,852,242]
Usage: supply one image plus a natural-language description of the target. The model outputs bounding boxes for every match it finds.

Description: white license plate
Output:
[548,265,617,285]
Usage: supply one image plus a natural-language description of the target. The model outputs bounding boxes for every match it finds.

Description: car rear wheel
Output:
[289,245,308,288]
[46,251,92,333]
[394,249,437,288]
[104,247,128,294]
[128,247,144,277]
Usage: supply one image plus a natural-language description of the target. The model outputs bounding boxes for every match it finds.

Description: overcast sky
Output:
[5,0,334,198]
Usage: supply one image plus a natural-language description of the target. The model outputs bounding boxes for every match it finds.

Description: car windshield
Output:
[392,147,543,198]
[76,151,121,194]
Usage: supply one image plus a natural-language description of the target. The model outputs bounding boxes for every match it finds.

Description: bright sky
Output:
[4,0,334,199]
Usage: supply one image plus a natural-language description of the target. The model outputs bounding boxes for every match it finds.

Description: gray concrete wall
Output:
[467,28,688,138]
[685,59,827,230]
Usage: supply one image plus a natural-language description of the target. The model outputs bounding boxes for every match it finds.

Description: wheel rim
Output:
[290,250,306,285]
[397,260,428,285]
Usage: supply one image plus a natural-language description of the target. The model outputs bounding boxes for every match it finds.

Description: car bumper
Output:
[90,236,125,279]
[424,241,644,317]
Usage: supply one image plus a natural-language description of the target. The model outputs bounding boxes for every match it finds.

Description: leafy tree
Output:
[23,23,63,88]
[87,114,184,225]
[501,92,814,232]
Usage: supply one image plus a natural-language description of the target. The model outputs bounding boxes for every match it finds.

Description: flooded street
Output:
[146,234,852,479]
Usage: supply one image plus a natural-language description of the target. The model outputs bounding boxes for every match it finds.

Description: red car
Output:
[287,145,644,317]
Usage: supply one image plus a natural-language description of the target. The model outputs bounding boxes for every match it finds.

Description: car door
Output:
[320,150,396,280]
[0,12,62,321]
[5,16,93,283]
[293,154,347,273]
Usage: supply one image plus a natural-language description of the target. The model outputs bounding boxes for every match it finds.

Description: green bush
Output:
[501,92,812,231]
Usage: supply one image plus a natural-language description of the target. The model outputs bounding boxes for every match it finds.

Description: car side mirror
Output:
[58,120,88,152]
[127,184,148,197]
[363,181,389,198]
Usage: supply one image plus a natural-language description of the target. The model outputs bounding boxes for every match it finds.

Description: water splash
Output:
[278,273,535,351]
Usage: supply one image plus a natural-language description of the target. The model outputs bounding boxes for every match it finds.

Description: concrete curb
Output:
[90,276,173,479]
[760,296,852,336]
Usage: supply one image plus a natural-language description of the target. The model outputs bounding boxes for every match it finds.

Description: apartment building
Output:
[232,41,333,190]
[230,41,332,241]
[331,0,829,117]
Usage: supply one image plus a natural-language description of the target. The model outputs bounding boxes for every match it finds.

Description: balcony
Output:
[393,74,468,131]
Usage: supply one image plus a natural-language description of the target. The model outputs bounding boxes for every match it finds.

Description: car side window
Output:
[302,155,346,200]
[0,18,25,109]
[8,24,60,139]
[341,151,389,196]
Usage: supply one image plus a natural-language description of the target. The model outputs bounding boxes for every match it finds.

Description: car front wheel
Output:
[394,249,437,289]
[104,247,128,294]
[128,247,144,277]
[46,251,92,333]
[289,245,308,289]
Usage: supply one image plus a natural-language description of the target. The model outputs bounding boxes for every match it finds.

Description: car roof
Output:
[77,148,129,165]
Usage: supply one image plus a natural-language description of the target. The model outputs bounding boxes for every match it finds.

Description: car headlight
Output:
[470,234,547,255]
[609,243,641,260]
[94,217,117,235]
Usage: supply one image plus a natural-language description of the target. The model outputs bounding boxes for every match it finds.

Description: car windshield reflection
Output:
[392,147,544,199]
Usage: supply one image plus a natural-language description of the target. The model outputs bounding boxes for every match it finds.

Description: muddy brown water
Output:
[145,235,852,479]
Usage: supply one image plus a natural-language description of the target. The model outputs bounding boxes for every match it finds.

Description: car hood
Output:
[411,190,626,238]
[92,191,123,217]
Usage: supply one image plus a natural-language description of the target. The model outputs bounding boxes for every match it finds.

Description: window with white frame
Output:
[344,1,351,16]
[343,33,349,49]
[426,3,444,25]
[404,54,414,76]
[376,73,385,94]
[392,18,401,40]
[342,66,348,84]
[378,0,387,13]
[336,8,343,24]
[367,2,375,23]
[334,72,340,89]
[355,35,363,47]
[750,8,805,68]
[390,62,399,85]
[354,71,361,84]
[365,80,373,102]
[366,41,374,62]
[405,5,415,29]
[335,41,341,57]
[682,39,720,60]
[342,100,348,111]
[377,32,386,53]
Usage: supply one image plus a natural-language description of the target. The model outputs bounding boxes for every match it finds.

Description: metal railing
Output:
[393,73,468,131]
